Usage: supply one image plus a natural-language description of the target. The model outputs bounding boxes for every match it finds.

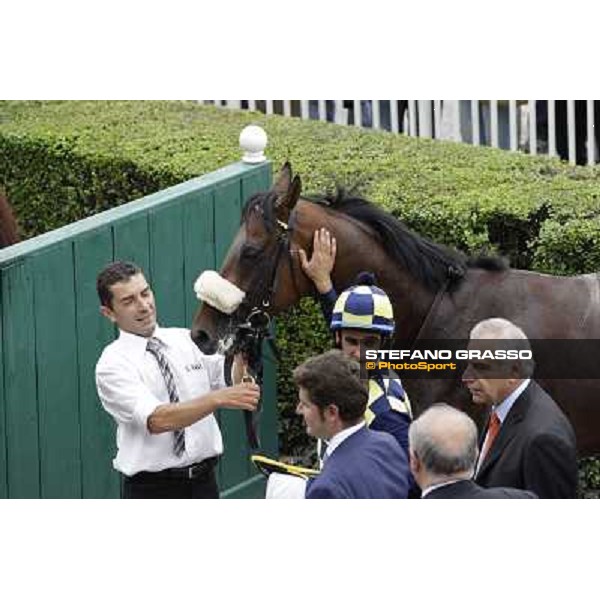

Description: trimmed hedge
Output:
[2,100,600,491]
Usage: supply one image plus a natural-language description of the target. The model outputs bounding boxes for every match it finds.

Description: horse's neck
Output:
[328,220,436,342]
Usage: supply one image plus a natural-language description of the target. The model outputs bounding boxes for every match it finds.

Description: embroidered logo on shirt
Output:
[185,362,204,372]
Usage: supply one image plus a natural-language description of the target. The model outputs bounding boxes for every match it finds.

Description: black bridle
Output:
[239,218,299,316]
[225,217,298,450]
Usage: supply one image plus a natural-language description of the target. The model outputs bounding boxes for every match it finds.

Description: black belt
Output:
[132,456,219,481]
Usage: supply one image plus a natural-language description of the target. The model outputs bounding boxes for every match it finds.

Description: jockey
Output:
[299,228,413,460]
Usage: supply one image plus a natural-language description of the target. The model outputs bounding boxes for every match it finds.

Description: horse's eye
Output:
[241,245,262,261]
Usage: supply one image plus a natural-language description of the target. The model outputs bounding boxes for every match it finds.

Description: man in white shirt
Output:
[95,261,259,499]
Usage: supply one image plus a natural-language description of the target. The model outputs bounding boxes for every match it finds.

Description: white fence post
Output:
[548,100,557,157]
[509,100,518,151]
[318,100,326,121]
[528,100,537,155]
[334,100,347,125]
[490,100,499,148]
[433,100,442,137]
[471,100,480,146]
[372,100,381,130]
[567,100,576,164]
[408,100,417,136]
[300,100,309,119]
[587,100,597,165]
[418,101,432,138]
[353,100,361,127]
[390,101,399,133]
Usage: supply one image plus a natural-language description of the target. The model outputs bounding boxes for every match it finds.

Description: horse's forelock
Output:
[242,191,277,234]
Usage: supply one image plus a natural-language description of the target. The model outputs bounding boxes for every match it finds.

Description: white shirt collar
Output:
[117,325,166,358]
[421,478,466,498]
[325,422,365,458]
[494,378,531,423]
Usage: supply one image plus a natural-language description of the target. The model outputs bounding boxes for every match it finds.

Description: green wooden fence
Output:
[0,160,277,498]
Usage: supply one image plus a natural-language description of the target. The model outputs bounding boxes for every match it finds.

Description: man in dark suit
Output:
[409,403,536,499]
[463,318,578,499]
[294,349,410,499]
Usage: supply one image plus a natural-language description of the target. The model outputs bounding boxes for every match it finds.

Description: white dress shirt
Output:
[494,378,531,424]
[95,325,225,476]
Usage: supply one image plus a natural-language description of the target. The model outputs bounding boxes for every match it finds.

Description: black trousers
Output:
[122,462,219,499]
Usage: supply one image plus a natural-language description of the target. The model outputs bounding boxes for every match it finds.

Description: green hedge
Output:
[2,100,600,492]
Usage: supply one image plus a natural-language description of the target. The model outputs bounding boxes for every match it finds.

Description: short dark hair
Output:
[293,349,368,424]
[96,261,143,308]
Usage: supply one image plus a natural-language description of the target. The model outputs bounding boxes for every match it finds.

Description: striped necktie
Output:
[146,337,185,456]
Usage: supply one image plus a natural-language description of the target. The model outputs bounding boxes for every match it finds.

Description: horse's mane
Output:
[242,187,507,292]
[311,189,506,292]
[0,193,20,248]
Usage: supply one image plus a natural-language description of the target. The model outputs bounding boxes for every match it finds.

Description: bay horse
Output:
[191,163,600,457]
[0,192,20,248]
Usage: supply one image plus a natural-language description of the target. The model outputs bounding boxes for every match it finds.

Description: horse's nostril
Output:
[192,330,218,355]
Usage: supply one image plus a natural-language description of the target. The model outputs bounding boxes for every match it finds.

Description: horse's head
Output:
[191,162,314,354]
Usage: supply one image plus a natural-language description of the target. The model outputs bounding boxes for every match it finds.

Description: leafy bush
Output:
[533,219,600,275]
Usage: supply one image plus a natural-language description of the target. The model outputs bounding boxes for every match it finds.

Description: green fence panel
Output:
[113,214,152,279]
[214,178,244,264]
[73,229,121,499]
[33,244,82,498]
[0,273,5,498]
[0,160,275,498]
[1,261,39,498]
[183,188,216,325]
[149,199,186,328]
[241,167,272,202]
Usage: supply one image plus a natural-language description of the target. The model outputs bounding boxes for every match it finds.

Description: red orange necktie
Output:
[480,412,501,463]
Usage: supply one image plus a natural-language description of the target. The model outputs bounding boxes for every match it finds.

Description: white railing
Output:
[202,100,599,166]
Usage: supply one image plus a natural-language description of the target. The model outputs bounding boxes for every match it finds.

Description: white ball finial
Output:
[240,125,268,163]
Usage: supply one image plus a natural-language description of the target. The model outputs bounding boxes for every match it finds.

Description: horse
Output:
[0,192,20,248]
[191,162,600,457]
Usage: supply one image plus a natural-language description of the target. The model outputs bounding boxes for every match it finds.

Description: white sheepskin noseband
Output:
[194,270,246,315]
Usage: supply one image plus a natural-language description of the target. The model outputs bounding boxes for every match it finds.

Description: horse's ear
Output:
[272,162,293,197]
[274,174,301,222]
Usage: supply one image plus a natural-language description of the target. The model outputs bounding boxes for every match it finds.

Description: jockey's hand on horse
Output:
[299,227,337,294]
